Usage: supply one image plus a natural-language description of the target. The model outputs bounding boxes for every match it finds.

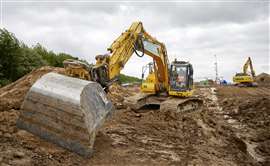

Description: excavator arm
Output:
[92,21,169,90]
[107,22,145,79]
[233,56,257,86]
[243,57,256,77]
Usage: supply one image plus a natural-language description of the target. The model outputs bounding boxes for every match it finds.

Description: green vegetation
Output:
[0,28,141,87]
[118,74,141,84]
[0,28,77,87]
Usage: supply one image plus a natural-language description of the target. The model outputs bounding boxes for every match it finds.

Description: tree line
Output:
[0,28,78,87]
[0,28,141,87]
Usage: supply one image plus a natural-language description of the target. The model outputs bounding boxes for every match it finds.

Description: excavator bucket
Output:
[16,72,114,157]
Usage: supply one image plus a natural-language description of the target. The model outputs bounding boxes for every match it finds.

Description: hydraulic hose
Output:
[134,36,144,57]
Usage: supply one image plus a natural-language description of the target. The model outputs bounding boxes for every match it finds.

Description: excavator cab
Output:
[141,60,193,96]
[168,61,193,97]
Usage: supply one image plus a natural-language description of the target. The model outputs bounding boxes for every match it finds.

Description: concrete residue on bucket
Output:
[16,72,114,157]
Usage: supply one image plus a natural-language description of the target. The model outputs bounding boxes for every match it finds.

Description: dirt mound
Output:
[256,73,270,86]
[108,84,135,108]
[218,86,270,165]
[223,96,270,161]
[0,66,65,112]
[0,69,269,165]
[0,66,132,112]
[0,102,257,165]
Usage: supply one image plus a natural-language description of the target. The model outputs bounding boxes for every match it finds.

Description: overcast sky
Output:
[2,0,269,81]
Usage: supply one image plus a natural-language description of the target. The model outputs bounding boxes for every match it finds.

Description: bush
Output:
[0,28,140,87]
[118,74,141,84]
[0,29,78,87]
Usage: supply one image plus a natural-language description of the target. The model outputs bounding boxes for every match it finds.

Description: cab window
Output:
[170,65,188,90]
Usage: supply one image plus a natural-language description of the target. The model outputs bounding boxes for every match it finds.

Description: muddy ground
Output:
[0,69,270,165]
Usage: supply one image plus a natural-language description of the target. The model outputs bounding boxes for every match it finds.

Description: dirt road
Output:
[0,70,269,165]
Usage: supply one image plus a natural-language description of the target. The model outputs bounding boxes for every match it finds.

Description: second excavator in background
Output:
[233,57,257,87]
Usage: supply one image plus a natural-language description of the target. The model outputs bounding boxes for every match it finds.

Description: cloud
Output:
[2,0,269,82]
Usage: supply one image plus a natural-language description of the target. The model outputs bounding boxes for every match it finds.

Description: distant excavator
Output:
[233,57,257,87]
[17,21,202,157]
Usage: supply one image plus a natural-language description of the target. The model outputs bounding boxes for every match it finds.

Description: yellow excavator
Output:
[17,22,202,157]
[233,57,257,87]
[65,22,200,110]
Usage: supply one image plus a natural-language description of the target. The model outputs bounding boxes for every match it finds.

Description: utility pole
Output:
[214,55,219,84]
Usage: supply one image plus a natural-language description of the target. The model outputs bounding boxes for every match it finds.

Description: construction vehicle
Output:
[17,21,202,157]
[64,21,201,111]
[63,59,92,80]
[233,57,257,87]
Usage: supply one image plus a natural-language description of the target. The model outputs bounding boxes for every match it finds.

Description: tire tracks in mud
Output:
[216,86,270,165]
[197,87,267,165]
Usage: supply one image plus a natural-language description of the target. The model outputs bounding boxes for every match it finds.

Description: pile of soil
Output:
[0,66,135,165]
[0,96,257,165]
[0,66,128,112]
[0,67,269,165]
[217,86,270,165]
[108,84,135,108]
[93,104,259,165]
[0,66,65,112]
[256,73,270,87]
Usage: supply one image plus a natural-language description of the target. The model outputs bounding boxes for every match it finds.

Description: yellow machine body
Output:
[233,75,254,83]
[63,59,91,80]
[141,72,156,93]
[168,89,193,97]
[233,57,257,86]
[64,21,194,98]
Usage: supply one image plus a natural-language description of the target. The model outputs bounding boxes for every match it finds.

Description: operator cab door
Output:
[169,63,193,92]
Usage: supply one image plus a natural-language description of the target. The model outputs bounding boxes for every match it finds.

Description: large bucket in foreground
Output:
[17,72,114,157]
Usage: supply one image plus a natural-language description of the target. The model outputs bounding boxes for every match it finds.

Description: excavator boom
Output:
[243,57,256,77]
[93,21,169,92]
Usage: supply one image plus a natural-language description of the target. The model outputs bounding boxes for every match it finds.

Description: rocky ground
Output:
[0,67,269,165]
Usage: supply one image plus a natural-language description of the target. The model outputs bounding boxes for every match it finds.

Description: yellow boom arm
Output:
[243,57,256,77]
[94,21,169,90]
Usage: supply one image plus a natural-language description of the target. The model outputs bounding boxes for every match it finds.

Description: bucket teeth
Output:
[17,72,114,157]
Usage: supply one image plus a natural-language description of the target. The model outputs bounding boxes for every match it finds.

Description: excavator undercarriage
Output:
[124,93,203,113]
